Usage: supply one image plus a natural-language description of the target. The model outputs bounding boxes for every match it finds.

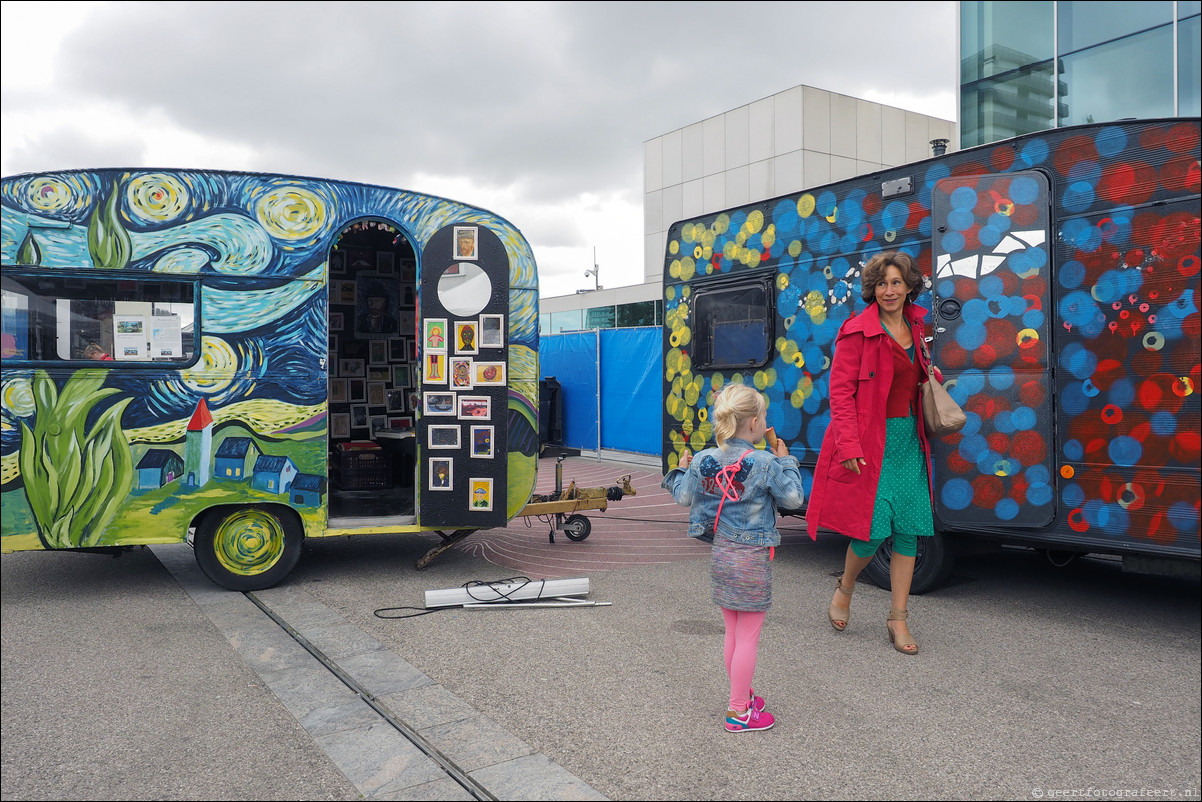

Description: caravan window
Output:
[691,277,773,370]
[0,273,197,364]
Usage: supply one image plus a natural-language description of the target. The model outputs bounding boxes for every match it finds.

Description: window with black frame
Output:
[0,273,197,364]
[691,277,773,370]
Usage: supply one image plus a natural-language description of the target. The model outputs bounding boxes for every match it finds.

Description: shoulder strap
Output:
[712,449,755,535]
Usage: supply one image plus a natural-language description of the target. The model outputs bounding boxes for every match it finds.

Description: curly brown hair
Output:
[860,251,924,303]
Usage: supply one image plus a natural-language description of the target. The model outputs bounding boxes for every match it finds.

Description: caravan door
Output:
[929,170,1057,532]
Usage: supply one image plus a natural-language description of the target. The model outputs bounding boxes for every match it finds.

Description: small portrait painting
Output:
[330,378,349,403]
[470,425,494,459]
[473,362,505,386]
[424,318,447,353]
[424,352,447,384]
[428,425,461,450]
[330,413,350,439]
[430,458,454,491]
[329,312,344,331]
[469,477,493,511]
[351,404,369,429]
[388,338,407,362]
[329,251,346,275]
[339,358,365,378]
[479,314,504,349]
[392,364,412,387]
[368,381,387,407]
[453,226,478,260]
[386,388,407,413]
[354,274,399,339]
[457,395,491,419]
[348,378,366,403]
[369,339,388,365]
[450,357,473,389]
[423,392,456,417]
[455,321,478,355]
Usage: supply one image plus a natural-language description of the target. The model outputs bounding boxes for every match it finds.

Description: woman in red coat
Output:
[805,251,938,655]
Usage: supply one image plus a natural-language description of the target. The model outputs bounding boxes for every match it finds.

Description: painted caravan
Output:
[661,117,1200,592]
[1,169,540,589]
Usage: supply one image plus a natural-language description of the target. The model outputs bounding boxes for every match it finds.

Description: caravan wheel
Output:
[194,506,303,591]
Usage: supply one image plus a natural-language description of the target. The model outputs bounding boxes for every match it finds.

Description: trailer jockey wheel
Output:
[563,514,591,541]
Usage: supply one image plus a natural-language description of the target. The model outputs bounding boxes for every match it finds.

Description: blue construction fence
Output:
[538,327,662,456]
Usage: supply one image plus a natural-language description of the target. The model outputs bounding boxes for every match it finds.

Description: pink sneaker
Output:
[749,688,767,712]
[725,706,775,733]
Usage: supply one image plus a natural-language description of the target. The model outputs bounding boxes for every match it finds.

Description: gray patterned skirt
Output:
[711,537,772,612]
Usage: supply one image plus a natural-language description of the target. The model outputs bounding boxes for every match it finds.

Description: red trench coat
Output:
[806,301,938,542]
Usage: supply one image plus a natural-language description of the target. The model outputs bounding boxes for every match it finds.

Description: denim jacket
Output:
[661,438,806,546]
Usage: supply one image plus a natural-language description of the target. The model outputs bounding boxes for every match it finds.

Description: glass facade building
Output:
[540,299,662,335]
[961,1,1201,147]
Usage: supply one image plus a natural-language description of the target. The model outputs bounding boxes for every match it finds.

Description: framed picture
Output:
[428,425,461,450]
[423,352,447,384]
[393,364,412,387]
[424,318,447,353]
[331,413,351,439]
[354,273,400,339]
[473,361,506,386]
[328,349,337,371]
[454,321,479,355]
[348,378,366,403]
[350,404,370,429]
[367,381,387,407]
[369,415,388,435]
[429,457,454,491]
[329,378,349,404]
[329,251,346,275]
[453,226,478,260]
[388,338,407,362]
[423,392,457,417]
[469,477,493,511]
[388,416,413,430]
[328,334,339,354]
[409,339,418,361]
[334,280,356,305]
[479,314,504,349]
[399,256,417,282]
[386,388,407,413]
[398,310,416,338]
[470,425,494,459]
[450,356,473,389]
[329,311,344,331]
[457,395,491,419]
[369,339,388,365]
[339,358,365,378]
[347,249,374,274]
[367,366,391,382]
[376,251,395,274]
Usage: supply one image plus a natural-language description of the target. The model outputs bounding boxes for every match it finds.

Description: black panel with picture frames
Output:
[418,222,509,529]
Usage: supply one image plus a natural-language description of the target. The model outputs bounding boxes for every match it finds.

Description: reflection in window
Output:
[692,279,772,370]
[1058,27,1175,126]
[1180,12,1201,117]
[585,306,616,329]
[0,273,197,363]
[961,61,1056,147]
[1057,0,1172,54]
[960,0,1053,83]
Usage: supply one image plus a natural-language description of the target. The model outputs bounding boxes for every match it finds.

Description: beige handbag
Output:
[920,340,966,437]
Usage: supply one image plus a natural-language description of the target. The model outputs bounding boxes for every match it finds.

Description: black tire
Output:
[861,532,954,595]
[194,506,303,591]
[562,514,592,541]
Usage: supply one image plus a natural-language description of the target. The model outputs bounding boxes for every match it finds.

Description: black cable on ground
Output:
[374,576,537,619]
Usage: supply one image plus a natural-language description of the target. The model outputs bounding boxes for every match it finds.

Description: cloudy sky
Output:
[1,1,958,297]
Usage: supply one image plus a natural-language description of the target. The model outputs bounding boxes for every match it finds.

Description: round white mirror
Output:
[437,263,492,316]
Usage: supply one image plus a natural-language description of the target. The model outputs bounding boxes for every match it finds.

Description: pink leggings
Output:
[722,608,766,712]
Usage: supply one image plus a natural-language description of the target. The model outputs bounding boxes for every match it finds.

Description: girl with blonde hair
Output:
[662,382,805,732]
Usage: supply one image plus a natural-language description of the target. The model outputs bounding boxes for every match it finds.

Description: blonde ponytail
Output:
[711,383,765,448]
